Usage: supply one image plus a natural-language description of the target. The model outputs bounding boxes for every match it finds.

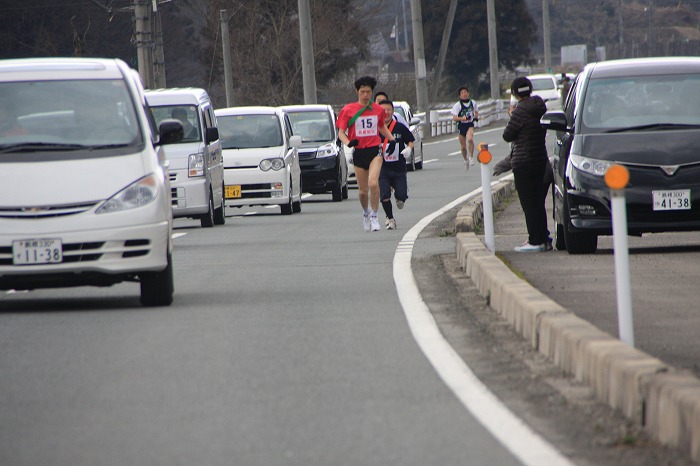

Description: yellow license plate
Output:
[225,185,241,199]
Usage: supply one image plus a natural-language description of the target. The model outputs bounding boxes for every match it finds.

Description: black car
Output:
[281,104,348,202]
[541,57,700,254]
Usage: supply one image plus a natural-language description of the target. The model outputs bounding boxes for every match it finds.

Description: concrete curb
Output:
[455,180,700,461]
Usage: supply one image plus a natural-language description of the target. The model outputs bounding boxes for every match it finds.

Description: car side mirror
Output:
[540,111,569,132]
[158,119,184,145]
[289,135,302,148]
[410,117,421,126]
[205,127,219,144]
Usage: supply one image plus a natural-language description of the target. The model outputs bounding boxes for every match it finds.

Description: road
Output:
[0,127,694,465]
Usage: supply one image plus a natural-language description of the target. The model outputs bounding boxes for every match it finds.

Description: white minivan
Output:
[215,106,302,215]
[0,57,181,306]
[145,88,225,227]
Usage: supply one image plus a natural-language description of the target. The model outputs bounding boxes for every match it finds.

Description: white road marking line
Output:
[172,232,187,239]
[394,188,574,466]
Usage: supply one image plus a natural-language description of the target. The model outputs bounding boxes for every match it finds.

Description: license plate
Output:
[13,239,63,265]
[652,190,691,211]
[225,185,241,199]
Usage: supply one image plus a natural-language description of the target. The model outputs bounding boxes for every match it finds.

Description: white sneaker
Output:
[385,218,390,226]
[370,215,381,231]
[386,218,397,230]
[363,214,371,232]
[514,242,546,252]
[469,157,475,166]
[396,199,404,209]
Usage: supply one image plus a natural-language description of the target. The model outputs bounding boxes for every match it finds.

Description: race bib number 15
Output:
[356,116,378,137]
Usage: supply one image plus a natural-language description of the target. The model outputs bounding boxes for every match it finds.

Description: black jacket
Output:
[502,95,548,169]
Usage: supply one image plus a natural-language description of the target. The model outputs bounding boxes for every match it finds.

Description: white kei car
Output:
[215,106,303,215]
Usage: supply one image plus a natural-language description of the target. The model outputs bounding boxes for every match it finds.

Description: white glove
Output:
[401,147,412,158]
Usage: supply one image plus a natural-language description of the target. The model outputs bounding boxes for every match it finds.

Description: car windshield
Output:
[530,78,555,91]
[581,74,700,133]
[286,110,334,142]
[0,79,142,154]
[150,105,201,142]
[394,107,407,120]
[217,114,283,149]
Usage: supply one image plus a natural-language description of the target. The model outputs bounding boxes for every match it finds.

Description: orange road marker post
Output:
[605,164,634,347]
[477,143,495,253]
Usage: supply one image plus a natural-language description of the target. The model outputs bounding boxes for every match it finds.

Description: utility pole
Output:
[134,0,154,89]
[220,10,235,107]
[486,0,500,99]
[618,0,624,45]
[153,2,166,88]
[430,0,458,102]
[298,0,317,104]
[542,0,551,72]
[647,0,654,56]
[401,0,409,53]
[410,0,430,133]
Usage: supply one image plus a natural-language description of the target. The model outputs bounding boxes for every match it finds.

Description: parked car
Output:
[0,57,180,306]
[145,88,225,227]
[215,106,302,215]
[392,101,424,171]
[526,73,561,110]
[540,57,700,254]
[281,104,348,202]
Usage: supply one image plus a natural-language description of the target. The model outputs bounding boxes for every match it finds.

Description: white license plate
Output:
[12,239,63,265]
[652,189,691,211]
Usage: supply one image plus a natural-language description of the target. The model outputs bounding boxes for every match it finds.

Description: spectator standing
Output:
[337,76,396,232]
[560,73,572,106]
[502,77,551,252]
[377,99,414,230]
[450,86,479,169]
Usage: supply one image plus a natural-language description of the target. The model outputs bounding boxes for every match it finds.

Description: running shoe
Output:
[370,215,381,232]
[545,237,554,251]
[363,213,371,232]
[386,218,397,230]
[385,218,390,226]
[514,242,546,252]
[396,199,405,209]
[469,156,475,166]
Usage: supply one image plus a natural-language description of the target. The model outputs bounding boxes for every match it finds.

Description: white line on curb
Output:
[393,191,574,466]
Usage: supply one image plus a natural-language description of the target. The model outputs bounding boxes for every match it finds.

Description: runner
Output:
[377,99,414,230]
[450,86,479,169]
[337,76,397,232]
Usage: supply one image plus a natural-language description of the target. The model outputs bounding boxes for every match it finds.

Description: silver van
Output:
[145,88,225,227]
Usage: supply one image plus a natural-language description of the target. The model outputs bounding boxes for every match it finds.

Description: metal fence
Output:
[414,99,509,138]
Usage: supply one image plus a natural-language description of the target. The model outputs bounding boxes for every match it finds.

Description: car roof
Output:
[526,74,557,81]
[0,57,128,82]
[587,57,700,79]
[279,104,332,113]
[215,106,281,117]
[144,87,211,106]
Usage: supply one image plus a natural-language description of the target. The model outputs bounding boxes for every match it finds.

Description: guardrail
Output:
[414,99,509,138]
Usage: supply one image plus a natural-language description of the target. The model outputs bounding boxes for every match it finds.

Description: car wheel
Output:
[415,143,423,170]
[563,195,598,254]
[281,179,293,215]
[553,198,566,250]
[406,149,415,172]
[140,251,174,307]
[200,193,215,227]
[332,171,343,202]
[213,188,226,225]
[342,182,349,199]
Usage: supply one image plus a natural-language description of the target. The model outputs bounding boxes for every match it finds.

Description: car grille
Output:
[238,183,273,199]
[0,239,152,265]
[298,150,317,161]
[0,202,99,219]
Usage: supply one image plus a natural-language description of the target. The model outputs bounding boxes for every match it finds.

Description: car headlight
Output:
[260,158,285,171]
[97,174,159,214]
[570,153,613,176]
[316,143,337,158]
[188,153,204,177]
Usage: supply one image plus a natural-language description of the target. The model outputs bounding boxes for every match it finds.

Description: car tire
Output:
[563,195,598,254]
[415,143,423,170]
[213,188,225,225]
[140,251,174,307]
[200,193,215,227]
[342,182,349,199]
[553,198,567,250]
[332,171,343,202]
[281,179,293,215]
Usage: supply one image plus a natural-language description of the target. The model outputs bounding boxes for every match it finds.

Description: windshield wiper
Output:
[605,123,700,133]
[0,142,89,154]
